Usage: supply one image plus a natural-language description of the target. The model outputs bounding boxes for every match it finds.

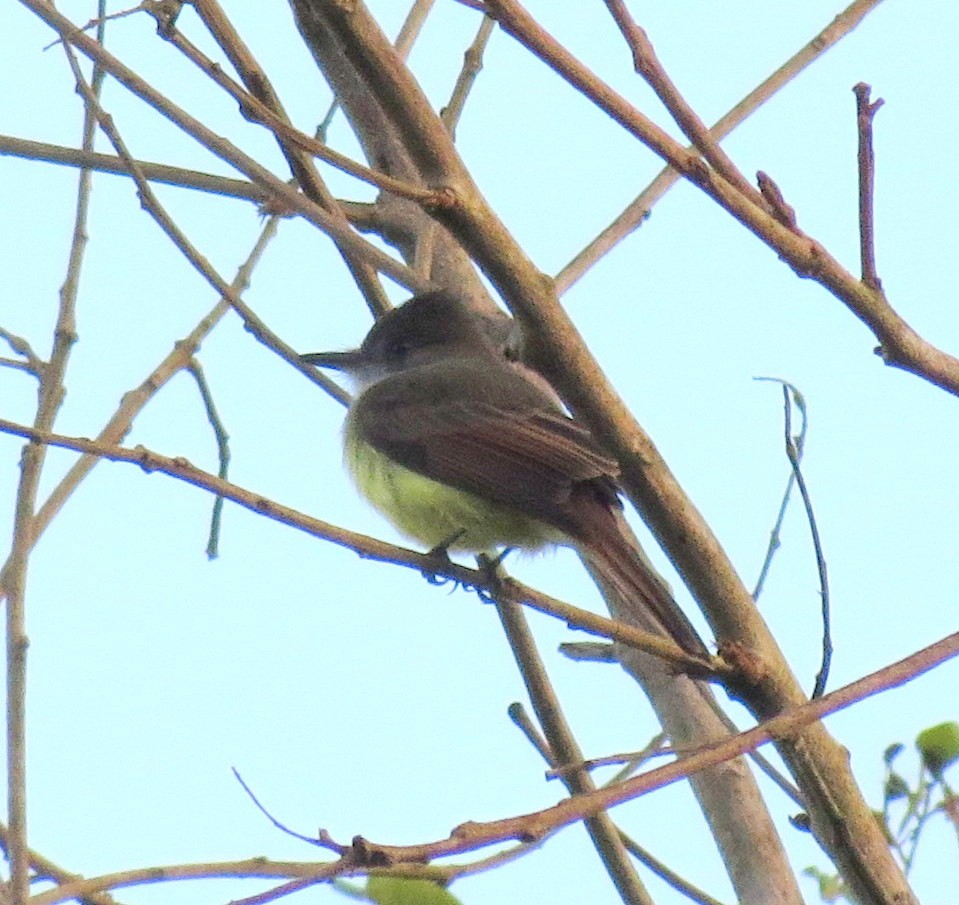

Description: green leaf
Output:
[332,879,368,900]
[803,866,849,903]
[916,722,959,778]
[883,772,910,803]
[366,877,463,905]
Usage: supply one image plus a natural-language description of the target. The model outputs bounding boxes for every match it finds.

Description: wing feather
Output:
[352,359,619,524]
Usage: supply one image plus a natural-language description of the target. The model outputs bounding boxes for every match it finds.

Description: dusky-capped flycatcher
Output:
[303,291,705,656]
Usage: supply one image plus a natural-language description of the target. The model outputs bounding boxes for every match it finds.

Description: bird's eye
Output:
[386,341,409,360]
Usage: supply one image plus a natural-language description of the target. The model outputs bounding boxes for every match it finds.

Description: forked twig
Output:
[760,380,832,698]
[752,378,809,601]
[3,7,106,896]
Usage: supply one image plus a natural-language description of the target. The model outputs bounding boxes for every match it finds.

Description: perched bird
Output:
[303,291,705,656]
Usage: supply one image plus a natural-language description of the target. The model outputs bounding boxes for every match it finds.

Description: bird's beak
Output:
[300,349,362,371]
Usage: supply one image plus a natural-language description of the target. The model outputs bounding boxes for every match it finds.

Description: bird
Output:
[303,291,706,657]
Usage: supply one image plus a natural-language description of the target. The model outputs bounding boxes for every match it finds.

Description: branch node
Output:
[350,835,395,868]
[756,171,797,230]
[422,185,460,212]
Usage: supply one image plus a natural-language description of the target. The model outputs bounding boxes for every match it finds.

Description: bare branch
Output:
[602,0,763,205]
[495,602,655,905]
[751,378,809,601]
[484,0,959,399]
[854,82,885,291]
[102,629,959,866]
[0,134,268,202]
[556,0,889,290]
[183,357,231,559]
[17,0,423,290]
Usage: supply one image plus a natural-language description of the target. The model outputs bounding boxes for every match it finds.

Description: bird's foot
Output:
[473,548,514,602]
[420,530,467,586]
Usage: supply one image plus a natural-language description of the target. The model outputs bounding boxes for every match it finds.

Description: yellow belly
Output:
[344,428,556,553]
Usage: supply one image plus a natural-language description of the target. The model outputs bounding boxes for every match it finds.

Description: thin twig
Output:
[0,327,44,377]
[616,834,730,905]
[441,14,495,138]
[183,357,231,559]
[776,383,832,698]
[0,135,269,203]
[231,769,323,846]
[225,877,329,905]
[506,702,554,764]
[0,359,36,376]
[549,734,667,781]
[854,82,884,291]
[40,1,142,50]
[752,377,809,600]
[394,0,438,58]
[30,859,343,905]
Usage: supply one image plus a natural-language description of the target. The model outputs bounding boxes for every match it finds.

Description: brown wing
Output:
[355,356,709,655]
[351,357,620,527]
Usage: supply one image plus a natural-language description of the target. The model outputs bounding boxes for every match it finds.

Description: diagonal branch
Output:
[495,602,656,905]
[602,0,763,206]
[289,5,921,902]
[557,0,889,291]
[483,0,959,398]
[188,0,390,313]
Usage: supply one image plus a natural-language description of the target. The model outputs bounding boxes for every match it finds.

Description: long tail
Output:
[574,506,708,658]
